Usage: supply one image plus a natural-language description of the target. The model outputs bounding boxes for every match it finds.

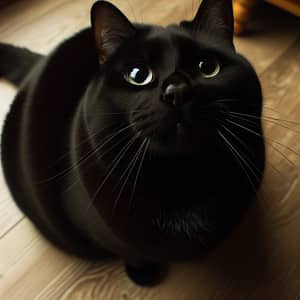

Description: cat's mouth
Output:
[131,107,215,155]
[144,122,206,157]
[176,122,189,137]
[171,122,193,146]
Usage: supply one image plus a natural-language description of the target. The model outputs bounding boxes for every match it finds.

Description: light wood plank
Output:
[234,3,300,74]
[0,219,88,300]
[0,81,23,238]
[0,0,80,37]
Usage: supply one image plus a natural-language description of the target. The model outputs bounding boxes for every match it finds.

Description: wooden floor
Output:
[1,0,300,299]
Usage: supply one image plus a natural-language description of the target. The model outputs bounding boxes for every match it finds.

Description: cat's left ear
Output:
[183,0,234,48]
[91,1,136,64]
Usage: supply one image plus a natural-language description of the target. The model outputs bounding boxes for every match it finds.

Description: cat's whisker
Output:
[218,126,277,203]
[86,133,140,212]
[96,133,130,158]
[217,130,258,193]
[226,111,300,138]
[51,122,123,166]
[114,139,146,188]
[220,124,260,168]
[223,112,259,127]
[129,137,151,212]
[220,122,283,178]
[73,122,136,161]
[224,118,299,168]
[221,110,297,138]
[221,127,263,185]
[62,132,132,195]
[215,98,281,113]
[57,124,135,181]
[227,110,300,127]
[215,98,240,104]
[40,123,135,184]
[226,117,300,157]
[112,138,148,214]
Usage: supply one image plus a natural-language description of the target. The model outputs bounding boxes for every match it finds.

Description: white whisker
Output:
[217,130,257,193]
[129,138,151,211]
[86,133,139,212]
[112,138,148,213]
[224,118,298,168]
[228,110,300,127]
[39,123,135,184]
[220,122,282,178]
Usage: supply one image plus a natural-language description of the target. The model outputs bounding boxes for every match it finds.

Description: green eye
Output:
[124,65,154,86]
[199,57,220,78]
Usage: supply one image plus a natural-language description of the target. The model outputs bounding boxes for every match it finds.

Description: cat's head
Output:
[85,0,265,255]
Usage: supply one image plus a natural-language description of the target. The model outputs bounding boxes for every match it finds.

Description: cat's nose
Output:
[161,82,189,108]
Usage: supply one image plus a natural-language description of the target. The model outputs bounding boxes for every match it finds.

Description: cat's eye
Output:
[198,57,220,78]
[124,65,154,86]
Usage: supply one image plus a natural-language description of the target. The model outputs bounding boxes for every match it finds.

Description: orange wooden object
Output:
[233,0,261,35]
[234,0,300,35]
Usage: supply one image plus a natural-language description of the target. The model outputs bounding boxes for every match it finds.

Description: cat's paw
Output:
[125,261,167,287]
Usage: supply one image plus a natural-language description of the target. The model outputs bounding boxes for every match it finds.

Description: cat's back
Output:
[1,28,101,257]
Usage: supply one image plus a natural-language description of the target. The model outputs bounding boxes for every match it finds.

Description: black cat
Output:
[0,0,265,286]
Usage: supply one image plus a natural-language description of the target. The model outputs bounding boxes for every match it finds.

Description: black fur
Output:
[0,0,265,286]
[0,43,43,85]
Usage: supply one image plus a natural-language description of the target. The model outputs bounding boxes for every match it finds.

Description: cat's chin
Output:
[149,139,194,158]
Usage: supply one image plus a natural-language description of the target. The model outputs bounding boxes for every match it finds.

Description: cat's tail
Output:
[0,43,44,86]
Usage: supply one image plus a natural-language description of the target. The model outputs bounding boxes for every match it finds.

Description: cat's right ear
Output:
[181,0,234,49]
[91,1,136,64]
